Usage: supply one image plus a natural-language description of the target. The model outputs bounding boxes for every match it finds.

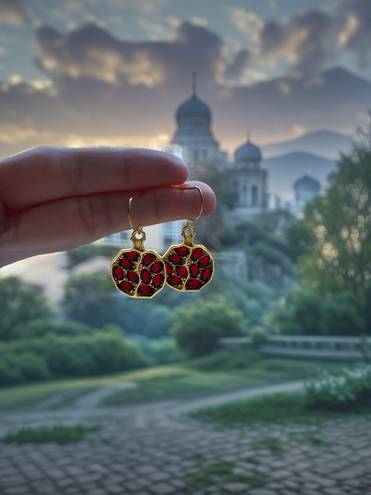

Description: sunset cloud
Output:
[0,0,28,26]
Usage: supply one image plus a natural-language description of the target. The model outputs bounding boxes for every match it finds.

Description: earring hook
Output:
[175,185,204,222]
[128,195,146,250]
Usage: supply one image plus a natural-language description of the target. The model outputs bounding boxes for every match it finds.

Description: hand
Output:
[0,147,216,267]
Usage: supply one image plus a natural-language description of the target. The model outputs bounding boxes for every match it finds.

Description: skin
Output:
[0,146,216,268]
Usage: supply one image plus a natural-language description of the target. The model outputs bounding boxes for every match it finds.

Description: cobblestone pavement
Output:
[0,382,370,495]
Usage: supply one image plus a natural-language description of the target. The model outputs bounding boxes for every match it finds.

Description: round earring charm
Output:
[111,198,166,299]
[163,185,214,292]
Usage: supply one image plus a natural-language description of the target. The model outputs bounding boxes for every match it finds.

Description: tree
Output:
[296,134,371,324]
[172,298,245,357]
[62,272,119,328]
[0,277,53,341]
[268,288,365,336]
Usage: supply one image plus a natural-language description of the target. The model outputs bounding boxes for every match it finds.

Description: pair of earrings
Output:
[111,186,214,299]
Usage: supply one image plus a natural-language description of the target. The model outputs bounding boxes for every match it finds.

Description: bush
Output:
[14,319,95,340]
[250,327,268,349]
[0,353,50,385]
[172,298,246,357]
[268,288,365,336]
[305,366,371,410]
[0,277,53,341]
[0,328,147,385]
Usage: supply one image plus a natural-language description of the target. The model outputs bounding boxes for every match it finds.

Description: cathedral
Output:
[170,77,268,221]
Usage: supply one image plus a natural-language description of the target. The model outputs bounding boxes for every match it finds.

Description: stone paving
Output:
[0,382,370,495]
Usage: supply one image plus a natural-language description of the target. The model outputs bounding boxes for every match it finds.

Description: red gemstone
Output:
[125,250,139,261]
[141,269,151,284]
[198,255,210,267]
[168,275,182,287]
[112,266,124,279]
[168,254,182,265]
[186,279,201,290]
[176,246,190,256]
[118,280,134,293]
[138,284,154,296]
[127,271,139,283]
[192,248,203,260]
[189,264,199,278]
[152,273,164,287]
[165,262,173,275]
[150,261,163,273]
[176,265,188,278]
[119,258,133,269]
[142,253,155,265]
[201,267,212,282]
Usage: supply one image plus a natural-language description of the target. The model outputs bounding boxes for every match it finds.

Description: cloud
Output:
[35,21,226,89]
[256,0,371,73]
[227,7,263,44]
[223,49,250,81]
[0,0,28,26]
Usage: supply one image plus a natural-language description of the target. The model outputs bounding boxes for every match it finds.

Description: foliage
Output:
[193,390,371,426]
[66,243,119,269]
[250,327,269,348]
[1,425,99,445]
[62,273,118,329]
[294,142,371,322]
[14,319,95,340]
[306,366,371,410]
[0,277,53,341]
[172,298,245,357]
[0,328,146,385]
[268,288,365,335]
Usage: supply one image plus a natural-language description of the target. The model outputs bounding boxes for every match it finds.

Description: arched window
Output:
[242,184,248,206]
[251,185,258,206]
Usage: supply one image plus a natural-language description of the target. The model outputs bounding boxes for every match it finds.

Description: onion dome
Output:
[175,73,211,128]
[294,175,320,192]
[235,133,262,162]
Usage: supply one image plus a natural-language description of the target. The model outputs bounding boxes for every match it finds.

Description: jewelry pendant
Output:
[111,198,166,299]
[163,186,214,292]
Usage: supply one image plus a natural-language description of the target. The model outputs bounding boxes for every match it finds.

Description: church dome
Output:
[176,94,211,126]
[294,175,320,192]
[235,135,262,162]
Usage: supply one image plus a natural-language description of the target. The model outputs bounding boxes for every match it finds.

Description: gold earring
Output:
[111,195,166,298]
[163,186,214,292]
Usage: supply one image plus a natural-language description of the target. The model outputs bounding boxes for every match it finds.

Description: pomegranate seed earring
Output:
[163,186,214,292]
[111,195,166,298]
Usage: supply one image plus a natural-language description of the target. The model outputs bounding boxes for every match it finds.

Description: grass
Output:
[187,461,265,489]
[193,391,371,427]
[1,425,99,445]
[0,350,347,411]
[251,436,285,455]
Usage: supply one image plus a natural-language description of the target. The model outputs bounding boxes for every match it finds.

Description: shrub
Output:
[305,366,371,410]
[250,327,268,349]
[0,353,50,385]
[0,277,53,341]
[172,298,245,357]
[268,288,365,336]
[14,319,95,340]
[0,328,147,384]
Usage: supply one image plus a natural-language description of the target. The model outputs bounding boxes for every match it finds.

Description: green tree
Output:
[172,298,245,357]
[62,272,118,328]
[0,277,53,341]
[297,141,371,319]
[268,288,365,336]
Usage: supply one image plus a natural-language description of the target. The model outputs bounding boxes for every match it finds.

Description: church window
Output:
[251,185,258,206]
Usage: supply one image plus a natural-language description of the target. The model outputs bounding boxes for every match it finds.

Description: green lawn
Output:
[1,425,99,445]
[193,392,371,426]
[0,350,346,411]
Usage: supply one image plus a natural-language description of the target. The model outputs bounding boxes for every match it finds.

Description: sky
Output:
[0,0,371,157]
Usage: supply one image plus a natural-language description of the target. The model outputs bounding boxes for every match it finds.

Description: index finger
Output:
[0,146,188,211]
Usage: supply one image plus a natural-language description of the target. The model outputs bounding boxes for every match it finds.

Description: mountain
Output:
[262,129,352,160]
[219,67,371,149]
[263,151,335,199]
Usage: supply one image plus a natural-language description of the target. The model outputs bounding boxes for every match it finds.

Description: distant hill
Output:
[262,130,352,160]
[263,151,335,199]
